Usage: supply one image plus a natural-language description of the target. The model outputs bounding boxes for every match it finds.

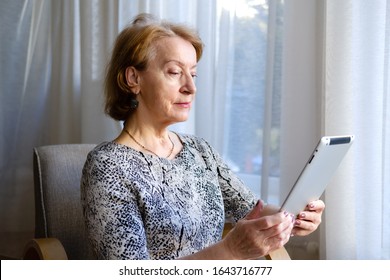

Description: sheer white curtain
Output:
[321,0,390,260]
[0,0,118,238]
[1,0,284,258]
[279,0,390,259]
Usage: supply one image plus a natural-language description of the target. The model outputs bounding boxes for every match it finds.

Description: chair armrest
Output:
[23,238,68,260]
[265,246,291,260]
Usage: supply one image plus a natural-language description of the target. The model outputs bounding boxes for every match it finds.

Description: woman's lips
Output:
[175,102,191,108]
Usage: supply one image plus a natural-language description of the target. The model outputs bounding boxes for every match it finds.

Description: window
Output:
[221,0,284,204]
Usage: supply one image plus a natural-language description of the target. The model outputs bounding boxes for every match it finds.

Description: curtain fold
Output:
[323,0,390,260]
[1,0,52,232]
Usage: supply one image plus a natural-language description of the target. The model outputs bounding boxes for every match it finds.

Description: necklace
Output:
[123,128,175,158]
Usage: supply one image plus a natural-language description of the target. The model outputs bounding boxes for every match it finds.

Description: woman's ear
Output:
[125,66,140,94]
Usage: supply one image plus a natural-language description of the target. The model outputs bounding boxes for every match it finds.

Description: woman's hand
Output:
[221,200,294,259]
[291,200,325,236]
[182,200,324,260]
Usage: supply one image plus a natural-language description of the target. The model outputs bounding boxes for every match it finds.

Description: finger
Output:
[251,210,293,231]
[291,227,307,236]
[292,201,324,237]
[264,219,294,250]
[298,210,322,225]
[237,211,291,241]
[238,214,293,258]
[305,200,325,212]
[292,219,317,236]
[261,213,294,237]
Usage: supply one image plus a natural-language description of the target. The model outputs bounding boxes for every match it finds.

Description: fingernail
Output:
[290,214,295,222]
[295,220,301,225]
[309,203,314,208]
[300,212,306,218]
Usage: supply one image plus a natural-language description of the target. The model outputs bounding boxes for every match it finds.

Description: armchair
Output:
[23,144,96,260]
[23,144,290,260]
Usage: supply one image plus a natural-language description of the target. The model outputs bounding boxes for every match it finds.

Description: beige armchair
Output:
[23,144,96,260]
[23,144,289,260]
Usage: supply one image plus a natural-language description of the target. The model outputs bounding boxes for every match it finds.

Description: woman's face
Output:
[136,36,198,126]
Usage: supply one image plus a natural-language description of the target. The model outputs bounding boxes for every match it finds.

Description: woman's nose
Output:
[180,73,196,95]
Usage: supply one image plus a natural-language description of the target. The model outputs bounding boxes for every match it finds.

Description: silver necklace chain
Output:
[124,128,174,158]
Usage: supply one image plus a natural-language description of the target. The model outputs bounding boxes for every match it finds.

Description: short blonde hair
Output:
[104,13,204,121]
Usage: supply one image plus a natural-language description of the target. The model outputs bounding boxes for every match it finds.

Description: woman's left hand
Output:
[291,200,325,236]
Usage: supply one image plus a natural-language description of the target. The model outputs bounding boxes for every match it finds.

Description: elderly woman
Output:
[81,13,324,260]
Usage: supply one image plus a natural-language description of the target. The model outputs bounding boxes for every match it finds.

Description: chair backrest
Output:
[33,144,96,260]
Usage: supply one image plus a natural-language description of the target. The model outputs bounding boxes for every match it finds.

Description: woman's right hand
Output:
[221,200,294,259]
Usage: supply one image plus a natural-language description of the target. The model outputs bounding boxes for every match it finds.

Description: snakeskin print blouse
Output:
[81,133,256,259]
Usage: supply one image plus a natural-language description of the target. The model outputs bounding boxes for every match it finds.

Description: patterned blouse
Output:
[81,133,256,260]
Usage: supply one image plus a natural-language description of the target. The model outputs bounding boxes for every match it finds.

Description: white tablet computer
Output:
[279,135,354,215]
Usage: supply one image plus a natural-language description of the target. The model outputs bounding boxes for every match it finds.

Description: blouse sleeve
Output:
[201,139,258,223]
[80,149,149,260]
